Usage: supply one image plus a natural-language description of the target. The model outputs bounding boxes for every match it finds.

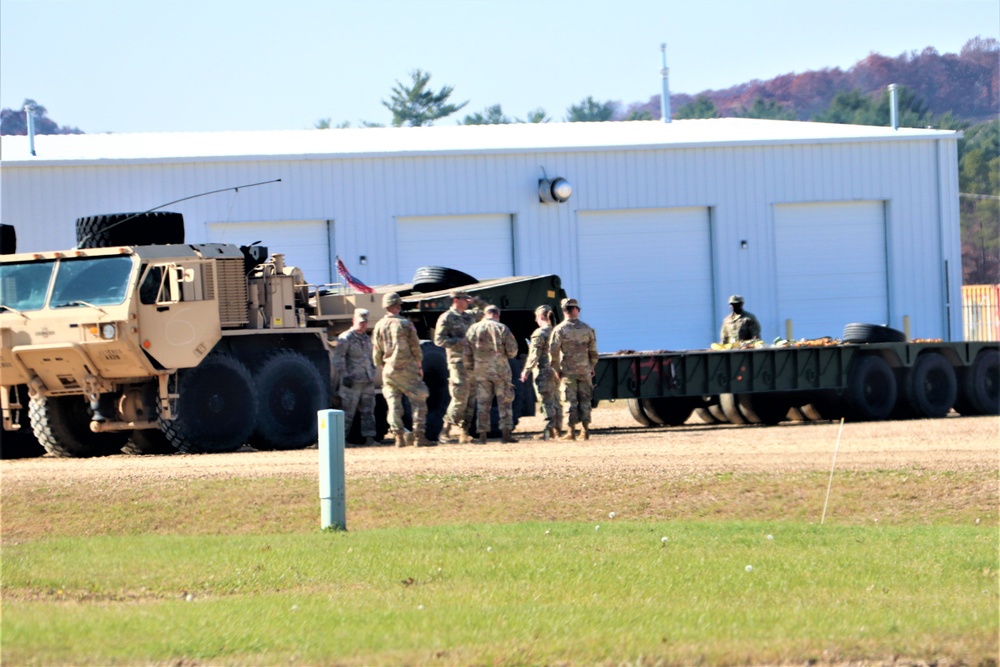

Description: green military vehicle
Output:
[0,214,565,457]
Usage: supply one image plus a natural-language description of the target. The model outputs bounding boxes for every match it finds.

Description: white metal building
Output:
[0,119,962,351]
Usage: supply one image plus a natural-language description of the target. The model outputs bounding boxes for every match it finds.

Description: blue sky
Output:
[1,0,997,134]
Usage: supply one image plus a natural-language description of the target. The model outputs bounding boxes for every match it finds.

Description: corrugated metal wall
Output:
[1,136,962,346]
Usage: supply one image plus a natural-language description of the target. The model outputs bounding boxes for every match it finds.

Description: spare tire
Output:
[0,224,16,254]
[76,211,185,248]
[410,266,477,294]
[842,323,906,344]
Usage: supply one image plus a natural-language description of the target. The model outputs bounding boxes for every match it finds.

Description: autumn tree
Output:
[0,99,83,135]
[382,69,468,127]
[958,120,1000,284]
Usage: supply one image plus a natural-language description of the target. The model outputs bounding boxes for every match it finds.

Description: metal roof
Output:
[0,118,958,166]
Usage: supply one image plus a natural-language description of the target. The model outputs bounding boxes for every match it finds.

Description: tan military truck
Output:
[0,213,565,457]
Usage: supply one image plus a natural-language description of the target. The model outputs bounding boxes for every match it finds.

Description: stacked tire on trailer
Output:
[630,322,998,429]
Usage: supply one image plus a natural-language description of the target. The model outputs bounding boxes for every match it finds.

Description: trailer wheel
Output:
[250,350,328,451]
[29,395,129,457]
[123,429,178,455]
[719,393,750,425]
[162,353,254,453]
[902,353,957,419]
[0,224,17,254]
[737,392,790,425]
[707,403,730,423]
[844,355,898,421]
[76,212,185,248]
[956,349,999,416]
[640,397,695,426]
[417,341,449,442]
[411,266,478,293]
[799,390,844,421]
[693,396,724,424]
[626,399,653,427]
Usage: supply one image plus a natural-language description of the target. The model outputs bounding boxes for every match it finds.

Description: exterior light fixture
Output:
[538,176,573,203]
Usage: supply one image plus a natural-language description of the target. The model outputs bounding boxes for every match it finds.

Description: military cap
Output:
[450,289,472,300]
[484,304,500,315]
[354,308,369,322]
[382,292,402,307]
[534,304,553,317]
[561,297,579,310]
[728,294,745,305]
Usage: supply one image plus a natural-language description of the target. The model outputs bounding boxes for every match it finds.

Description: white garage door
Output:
[774,201,888,340]
[395,214,513,283]
[205,220,335,286]
[578,207,713,352]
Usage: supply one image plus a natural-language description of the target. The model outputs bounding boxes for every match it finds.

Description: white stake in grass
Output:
[821,418,846,525]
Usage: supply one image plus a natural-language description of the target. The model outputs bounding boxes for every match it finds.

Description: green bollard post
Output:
[318,409,346,531]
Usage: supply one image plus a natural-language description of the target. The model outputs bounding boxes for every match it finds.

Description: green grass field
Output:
[2,470,998,666]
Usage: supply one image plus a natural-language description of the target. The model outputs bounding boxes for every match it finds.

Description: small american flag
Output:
[336,256,375,294]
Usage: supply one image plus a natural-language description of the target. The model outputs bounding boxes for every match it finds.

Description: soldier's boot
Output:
[439,423,452,442]
[405,431,416,447]
[501,428,518,444]
[414,433,435,447]
[581,424,591,440]
[458,432,473,444]
[540,427,552,441]
[560,427,577,441]
[477,432,488,445]
[363,436,377,447]
[394,432,407,448]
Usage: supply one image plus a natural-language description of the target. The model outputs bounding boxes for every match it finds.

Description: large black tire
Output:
[162,353,254,453]
[955,349,999,416]
[693,396,724,425]
[75,211,185,249]
[736,392,791,425]
[250,350,328,451]
[420,341,449,442]
[843,355,898,421]
[842,323,907,344]
[902,352,957,419]
[626,398,653,427]
[640,397,695,426]
[1,385,45,459]
[29,395,129,457]
[0,224,16,254]
[410,266,477,294]
[123,429,178,455]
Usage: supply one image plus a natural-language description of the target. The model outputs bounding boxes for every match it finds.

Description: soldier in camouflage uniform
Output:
[372,292,433,448]
[333,308,377,446]
[433,289,478,444]
[464,304,519,444]
[549,297,598,441]
[520,304,563,440]
[720,294,761,344]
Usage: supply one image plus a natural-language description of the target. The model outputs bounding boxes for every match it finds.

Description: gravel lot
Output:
[2,406,997,485]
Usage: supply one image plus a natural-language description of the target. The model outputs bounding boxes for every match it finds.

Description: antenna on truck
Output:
[75,178,283,249]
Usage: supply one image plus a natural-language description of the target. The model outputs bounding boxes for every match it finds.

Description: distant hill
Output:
[629,37,999,124]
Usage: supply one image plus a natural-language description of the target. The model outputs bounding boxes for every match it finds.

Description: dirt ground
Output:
[2,404,997,485]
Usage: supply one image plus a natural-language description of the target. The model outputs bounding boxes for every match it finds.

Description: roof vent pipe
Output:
[888,83,899,130]
[660,43,671,123]
[24,103,36,156]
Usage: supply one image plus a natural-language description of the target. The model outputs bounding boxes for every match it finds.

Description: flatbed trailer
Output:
[593,340,999,426]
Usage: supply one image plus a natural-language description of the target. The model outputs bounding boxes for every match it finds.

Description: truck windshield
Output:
[0,260,56,312]
[50,256,135,308]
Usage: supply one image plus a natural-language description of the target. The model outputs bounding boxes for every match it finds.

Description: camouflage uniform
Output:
[720,311,761,344]
[524,323,563,434]
[372,312,428,438]
[464,315,518,434]
[433,305,477,431]
[333,327,376,440]
[549,317,598,429]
